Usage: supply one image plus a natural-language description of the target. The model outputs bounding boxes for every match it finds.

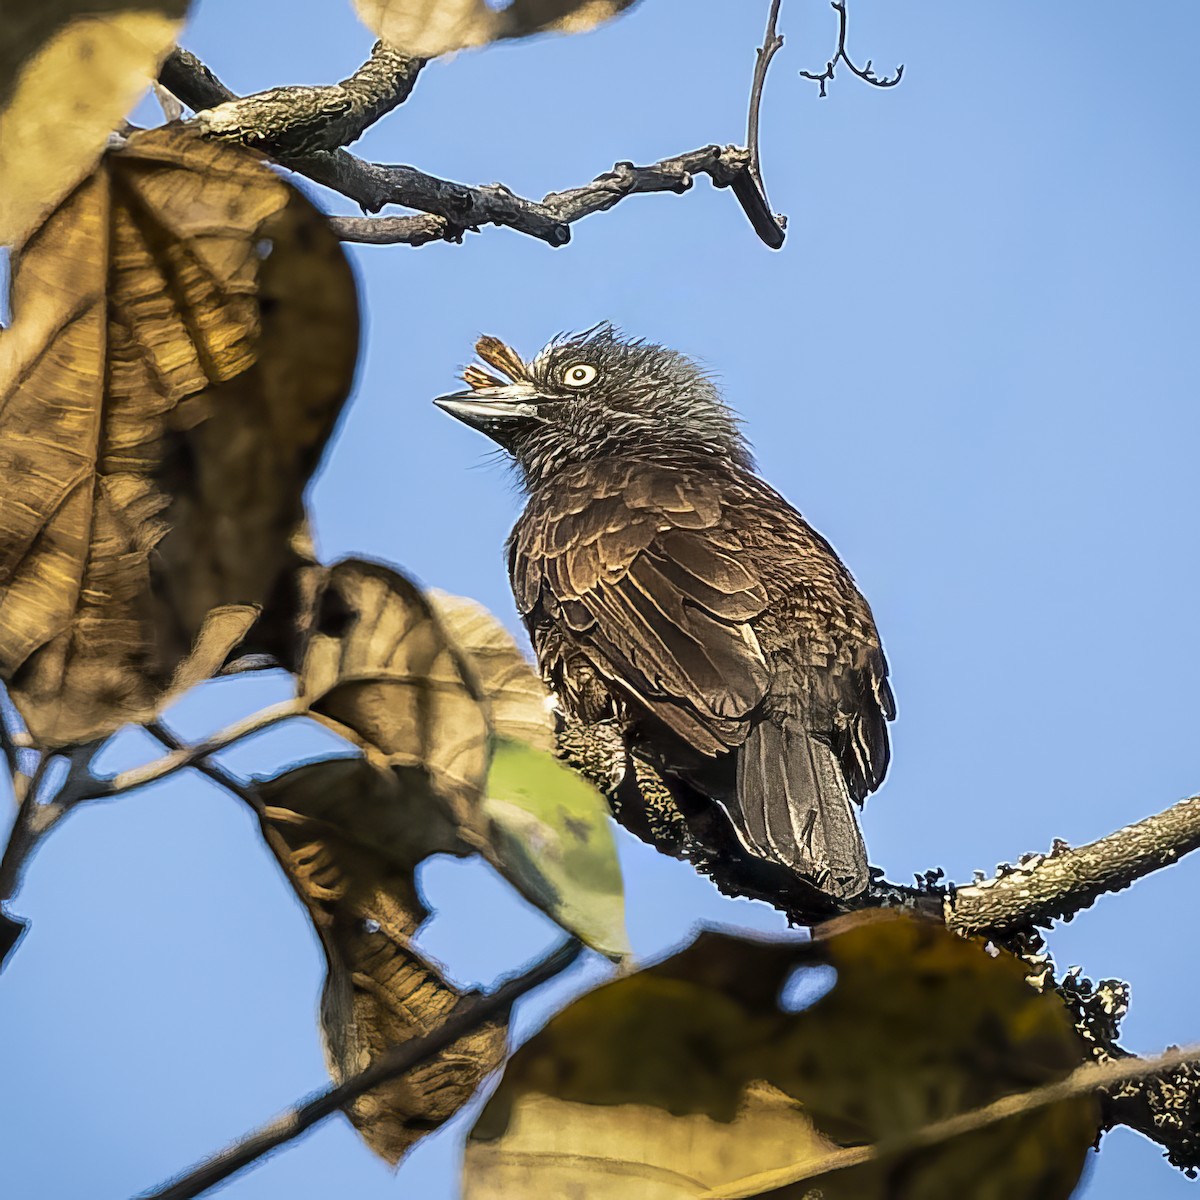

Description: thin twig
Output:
[160,47,786,248]
[947,792,1200,936]
[0,750,59,969]
[139,938,583,1200]
[0,689,25,787]
[707,1042,1200,1198]
[799,0,903,98]
[0,750,58,893]
[732,0,787,249]
[143,719,267,814]
[747,0,784,193]
[55,699,307,807]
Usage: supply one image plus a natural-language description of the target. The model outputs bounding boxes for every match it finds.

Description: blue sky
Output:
[2,1,1198,1196]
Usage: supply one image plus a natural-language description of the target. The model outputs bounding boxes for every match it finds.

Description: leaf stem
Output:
[138,938,583,1200]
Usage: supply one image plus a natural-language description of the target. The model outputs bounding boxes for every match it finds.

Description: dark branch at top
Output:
[741,0,787,248]
[800,0,904,98]
[747,0,784,193]
[159,40,786,249]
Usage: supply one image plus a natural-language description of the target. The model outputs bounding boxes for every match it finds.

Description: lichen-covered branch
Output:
[946,793,1200,936]
[161,43,424,157]
[1036,944,1200,1172]
[159,47,785,248]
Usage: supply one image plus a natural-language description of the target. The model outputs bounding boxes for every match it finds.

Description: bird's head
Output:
[434,324,752,487]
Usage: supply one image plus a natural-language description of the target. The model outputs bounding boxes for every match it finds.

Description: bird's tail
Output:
[734,719,869,900]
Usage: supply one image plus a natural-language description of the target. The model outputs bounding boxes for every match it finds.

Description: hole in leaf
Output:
[315,588,354,639]
[779,963,837,1013]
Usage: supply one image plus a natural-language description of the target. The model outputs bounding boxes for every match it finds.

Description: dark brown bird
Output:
[435,325,894,900]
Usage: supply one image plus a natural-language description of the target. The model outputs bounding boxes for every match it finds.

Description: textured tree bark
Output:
[159,48,784,247]
[946,793,1200,935]
[161,44,424,156]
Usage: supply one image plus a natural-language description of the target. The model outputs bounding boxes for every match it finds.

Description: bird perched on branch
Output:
[435,325,893,901]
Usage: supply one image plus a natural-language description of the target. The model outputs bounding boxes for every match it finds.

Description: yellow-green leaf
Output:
[465,913,1099,1200]
[486,735,628,959]
[301,567,627,954]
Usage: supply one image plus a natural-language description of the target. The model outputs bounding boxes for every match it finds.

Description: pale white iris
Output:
[562,363,598,388]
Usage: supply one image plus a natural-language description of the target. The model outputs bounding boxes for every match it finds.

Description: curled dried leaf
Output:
[299,560,492,845]
[260,759,506,1164]
[427,590,554,752]
[0,126,358,745]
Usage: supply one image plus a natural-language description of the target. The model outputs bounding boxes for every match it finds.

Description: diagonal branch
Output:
[52,700,309,807]
[160,43,425,157]
[160,47,786,248]
[708,1043,1200,1198]
[138,938,583,1200]
[0,689,26,785]
[945,792,1200,936]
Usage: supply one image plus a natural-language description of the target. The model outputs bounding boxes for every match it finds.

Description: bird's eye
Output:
[561,363,598,388]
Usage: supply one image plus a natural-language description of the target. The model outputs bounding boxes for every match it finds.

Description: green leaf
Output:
[485,735,629,960]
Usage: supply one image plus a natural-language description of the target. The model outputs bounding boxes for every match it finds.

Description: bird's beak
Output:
[433,381,547,433]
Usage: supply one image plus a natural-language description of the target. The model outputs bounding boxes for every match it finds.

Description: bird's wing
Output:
[509,462,771,755]
[733,474,894,803]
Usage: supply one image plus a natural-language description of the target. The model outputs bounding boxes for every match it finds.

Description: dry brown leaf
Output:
[300,560,493,846]
[465,913,1100,1200]
[428,591,555,752]
[354,0,637,59]
[1,2,190,245]
[260,760,506,1164]
[0,126,358,746]
[299,566,628,955]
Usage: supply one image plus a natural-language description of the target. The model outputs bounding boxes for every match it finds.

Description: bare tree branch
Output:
[0,699,310,968]
[138,938,583,1200]
[0,747,78,969]
[800,0,904,98]
[708,1043,1200,1198]
[49,700,308,807]
[0,690,27,789]
[161,43,425,157]
[744,0,785,237]
[159,46,786,248]
[946,792,1200,936]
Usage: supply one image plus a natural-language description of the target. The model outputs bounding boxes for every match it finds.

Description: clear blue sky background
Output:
[2,1,1198,1196]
